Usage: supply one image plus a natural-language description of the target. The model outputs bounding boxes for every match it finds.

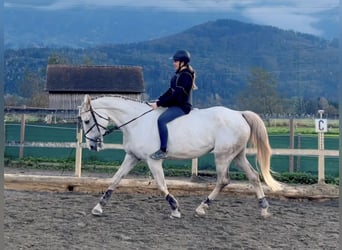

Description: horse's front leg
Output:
[92,153,139,216]
[148,160,181,218]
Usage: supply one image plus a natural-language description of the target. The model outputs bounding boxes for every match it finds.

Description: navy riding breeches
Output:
[157,106,185,151]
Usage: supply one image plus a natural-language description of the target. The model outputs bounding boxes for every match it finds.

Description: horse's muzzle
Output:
[89,139,102,151]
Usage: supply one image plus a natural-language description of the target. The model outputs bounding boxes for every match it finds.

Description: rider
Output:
[150,49,197,160]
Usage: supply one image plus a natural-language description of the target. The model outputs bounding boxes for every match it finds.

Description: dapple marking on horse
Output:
[79,94,282,219]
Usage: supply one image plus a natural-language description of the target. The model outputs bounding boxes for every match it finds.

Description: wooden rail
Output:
[4,109,338,184]
[6,142,339,157]
[5,141,339,183]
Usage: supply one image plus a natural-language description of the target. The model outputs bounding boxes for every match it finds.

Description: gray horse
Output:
[79,94,282,218]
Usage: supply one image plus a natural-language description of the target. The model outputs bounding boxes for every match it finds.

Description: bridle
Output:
[80,102,153,143]
[80,106,109,143]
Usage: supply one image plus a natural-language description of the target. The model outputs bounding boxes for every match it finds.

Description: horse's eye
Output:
[84,120,90,125]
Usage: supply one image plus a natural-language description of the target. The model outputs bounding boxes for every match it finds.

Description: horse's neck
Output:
[93,97,149,125]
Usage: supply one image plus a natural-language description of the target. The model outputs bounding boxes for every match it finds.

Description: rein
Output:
[103,107,153,136]
[82,102,153,141]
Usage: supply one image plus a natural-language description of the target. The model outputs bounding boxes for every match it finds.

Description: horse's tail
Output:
[242,111,282,191]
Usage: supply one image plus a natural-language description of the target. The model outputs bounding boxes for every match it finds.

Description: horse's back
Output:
[186,106,248,128]
[165,106,250,158]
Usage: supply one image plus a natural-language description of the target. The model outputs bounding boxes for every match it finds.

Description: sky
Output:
[4,0,339,38]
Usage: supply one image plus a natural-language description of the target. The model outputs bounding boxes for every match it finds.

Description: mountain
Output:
[130,19,338,108]
[4,7,338,49]
[4,19,339,110]
[4,8,231,49]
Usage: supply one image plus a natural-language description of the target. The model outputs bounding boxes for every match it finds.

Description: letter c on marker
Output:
[318,119,324,131]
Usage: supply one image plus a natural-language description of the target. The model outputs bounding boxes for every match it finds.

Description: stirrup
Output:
[150,149,168,160]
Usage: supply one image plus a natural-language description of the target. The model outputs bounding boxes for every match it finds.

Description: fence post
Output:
[191,158,198,177]
[318,133,325,184]
[19,108,26,158]
[317,110,325,184]
[289,118,294,172]
[296,134,301,171]
[75,111,83,177]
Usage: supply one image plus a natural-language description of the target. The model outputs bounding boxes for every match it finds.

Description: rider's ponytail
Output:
[187,65,198,90]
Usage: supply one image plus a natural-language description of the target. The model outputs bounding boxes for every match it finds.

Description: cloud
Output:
[240,1,338,36]
[6,0,337,12]
[4,0,338,36]
[4,0,237,11]
[243,6,322,36]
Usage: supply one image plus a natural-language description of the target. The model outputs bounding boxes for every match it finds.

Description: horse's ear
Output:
[84,94,91,104]
[83,94,91,110]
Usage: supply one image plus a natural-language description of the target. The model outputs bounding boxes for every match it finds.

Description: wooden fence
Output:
[74,116,339,184]
[5,139,339,184]
[4,108,339,184]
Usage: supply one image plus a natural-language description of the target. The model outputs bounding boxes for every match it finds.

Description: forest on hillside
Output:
[4,19,339,116]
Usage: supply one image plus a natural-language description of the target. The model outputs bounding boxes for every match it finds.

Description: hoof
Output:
[170,208,181,219]
[261,208,272,218]
[195,203,209,216]
[91,203,103,216]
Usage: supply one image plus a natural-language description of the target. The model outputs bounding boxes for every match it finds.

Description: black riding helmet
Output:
[171,50,191,64]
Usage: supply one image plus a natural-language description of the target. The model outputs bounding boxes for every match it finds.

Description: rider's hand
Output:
[150,102,158,110]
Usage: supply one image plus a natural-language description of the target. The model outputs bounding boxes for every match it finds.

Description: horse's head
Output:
[79,94,110,151]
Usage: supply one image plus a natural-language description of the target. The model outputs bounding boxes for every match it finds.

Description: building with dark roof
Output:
[46,64,145,110]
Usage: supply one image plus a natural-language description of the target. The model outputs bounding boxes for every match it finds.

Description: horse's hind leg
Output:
[234,153,271,218]
[92,153,139,216]
[148,160,181,218]
[196,153,232,216]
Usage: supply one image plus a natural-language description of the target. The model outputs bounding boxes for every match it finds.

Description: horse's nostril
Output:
[90,145,97,151]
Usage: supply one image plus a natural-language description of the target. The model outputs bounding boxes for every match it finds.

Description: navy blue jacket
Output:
[156,68,193,114]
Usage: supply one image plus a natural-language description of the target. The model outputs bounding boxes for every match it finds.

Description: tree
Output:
[18,71,48,107]
[28,92,49,108]
[83,55,94,65]
[18,71,42,98]
[318,97,338,118]
[4,94,24,106]
[47,53,70,65]
[236,67,282,116]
